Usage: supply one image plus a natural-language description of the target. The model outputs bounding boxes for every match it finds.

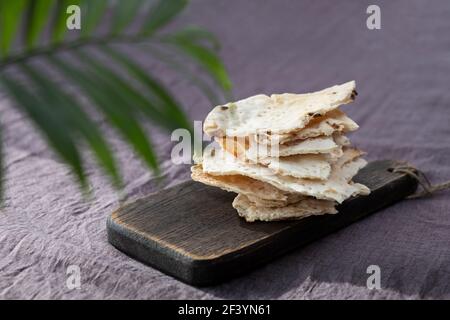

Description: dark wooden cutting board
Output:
[107,160,417,286]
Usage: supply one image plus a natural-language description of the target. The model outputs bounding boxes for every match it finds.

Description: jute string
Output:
[391,163,450,199]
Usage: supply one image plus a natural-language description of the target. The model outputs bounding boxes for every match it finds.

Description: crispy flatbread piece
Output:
[266,154,332,180]
[217,136,345,180]
[219,135,340,159]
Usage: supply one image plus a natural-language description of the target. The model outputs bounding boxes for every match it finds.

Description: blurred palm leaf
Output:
[0,0,232,199]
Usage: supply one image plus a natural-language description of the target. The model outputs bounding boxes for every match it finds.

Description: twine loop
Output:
[390,162,450,199]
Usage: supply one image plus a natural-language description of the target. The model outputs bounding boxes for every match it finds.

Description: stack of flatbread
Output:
[191,81,370,222]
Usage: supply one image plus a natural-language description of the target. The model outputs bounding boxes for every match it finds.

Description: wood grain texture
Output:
[107,160,417,286]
